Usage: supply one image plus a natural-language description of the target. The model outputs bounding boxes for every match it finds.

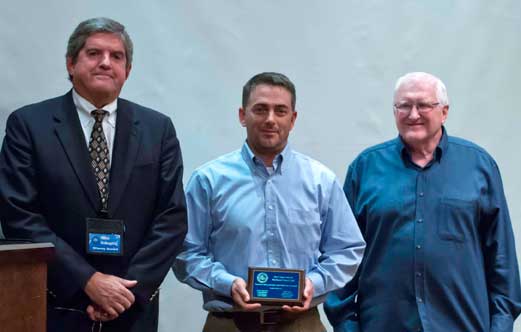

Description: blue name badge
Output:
[86,217,125,256]
[247,267,304,306]
[88,233,122,255]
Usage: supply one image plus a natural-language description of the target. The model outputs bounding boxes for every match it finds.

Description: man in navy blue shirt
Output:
[325,72,521,332]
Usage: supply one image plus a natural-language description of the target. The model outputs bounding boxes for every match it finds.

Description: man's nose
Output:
[99,53,111,68]
[407,106,421,119]
[265,110,276,123]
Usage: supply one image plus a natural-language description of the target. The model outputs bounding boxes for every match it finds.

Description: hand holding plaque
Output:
[282,277,314,312]
[247,267,305,307]
[231,277,262,311]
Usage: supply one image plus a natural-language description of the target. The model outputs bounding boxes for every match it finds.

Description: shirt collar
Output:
[398,126,448,165]
[72,89,118,126]
[240,141,292,174]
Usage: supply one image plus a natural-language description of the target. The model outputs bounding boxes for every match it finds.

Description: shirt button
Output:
[419,192,424,197]
[416,245,422,249]
[416,272,423,277]
[417,298,423,303]
[271,260,277,264]
[268,205,273,210]
[418,218,423,223]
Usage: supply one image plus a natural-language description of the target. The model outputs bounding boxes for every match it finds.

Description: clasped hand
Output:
[84,272,138,322]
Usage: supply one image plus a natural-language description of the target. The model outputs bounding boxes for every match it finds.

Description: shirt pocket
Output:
[286,208,321,254]
[438,198,477,242]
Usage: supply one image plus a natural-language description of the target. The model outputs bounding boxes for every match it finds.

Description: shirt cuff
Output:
[490,314,514,332]
[213,272,239,297]
[307,271,325,297]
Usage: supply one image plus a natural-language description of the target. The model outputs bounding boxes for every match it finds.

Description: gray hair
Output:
[66,17,133,80]
[242,72,296,110]
[394,72,449,106]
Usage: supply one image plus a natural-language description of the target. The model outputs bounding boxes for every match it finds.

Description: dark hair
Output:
[66,17,133,80]
[242,72,296,109]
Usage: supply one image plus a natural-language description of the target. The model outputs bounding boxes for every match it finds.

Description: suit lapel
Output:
[53,91,101,211]
[108,99,141,215]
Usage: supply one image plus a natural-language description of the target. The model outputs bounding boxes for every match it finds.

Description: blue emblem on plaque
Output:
[257,272,269,283]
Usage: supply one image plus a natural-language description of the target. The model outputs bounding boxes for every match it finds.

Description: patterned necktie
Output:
[89,110,110,212]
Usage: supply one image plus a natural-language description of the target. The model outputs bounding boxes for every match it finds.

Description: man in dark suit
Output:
[0,17,187,331]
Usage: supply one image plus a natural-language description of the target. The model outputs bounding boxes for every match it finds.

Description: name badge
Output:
[86,217,125,256]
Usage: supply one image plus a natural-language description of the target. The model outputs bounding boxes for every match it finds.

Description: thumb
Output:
[304,279,313,297]
[236,279,250,302]
[86,304,95,315]
[119,278,138,288]
[240,287,251,302]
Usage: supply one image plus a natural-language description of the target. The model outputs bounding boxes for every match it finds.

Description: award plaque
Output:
[247,267,305,306]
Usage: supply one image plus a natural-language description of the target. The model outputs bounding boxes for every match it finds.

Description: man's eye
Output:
[417,103,432,111]
[252,108,267,114]
[112,53,124,60]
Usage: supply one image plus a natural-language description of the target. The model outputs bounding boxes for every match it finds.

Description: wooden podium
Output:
[0,242,55,332]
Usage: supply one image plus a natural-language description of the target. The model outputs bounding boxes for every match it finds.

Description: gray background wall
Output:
[1,1,520,331]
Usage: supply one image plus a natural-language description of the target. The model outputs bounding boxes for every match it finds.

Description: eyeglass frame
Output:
[393,101,442,114]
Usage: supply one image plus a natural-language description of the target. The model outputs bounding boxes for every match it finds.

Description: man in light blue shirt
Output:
[175,72,365,332]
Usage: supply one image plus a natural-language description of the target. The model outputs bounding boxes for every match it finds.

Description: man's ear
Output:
[239,107,246,127]
[441,104,449,124]
[289,110,298,130]
[66,57,74,77]
[125,63,132,79]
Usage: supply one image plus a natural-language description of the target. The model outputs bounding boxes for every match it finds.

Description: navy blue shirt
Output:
[325,129,521,332]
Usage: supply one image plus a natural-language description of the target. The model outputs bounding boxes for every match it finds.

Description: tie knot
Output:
[91,109,108,123]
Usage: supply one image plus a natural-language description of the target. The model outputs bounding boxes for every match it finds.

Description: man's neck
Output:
[255,153,276,167]
[406,132,441,168]
[73,88,117,109]
[246,142,286,167]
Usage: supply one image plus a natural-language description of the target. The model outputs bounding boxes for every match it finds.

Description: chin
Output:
[91,85,118,95]
[402,132,427,144]
[259,143,279,151]
[91,80,115,88]
[259,136,278,145]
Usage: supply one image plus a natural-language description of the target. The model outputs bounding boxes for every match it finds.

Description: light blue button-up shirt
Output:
[175,142,365,311]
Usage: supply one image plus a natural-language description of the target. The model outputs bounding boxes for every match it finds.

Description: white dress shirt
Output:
[72,89,117,165]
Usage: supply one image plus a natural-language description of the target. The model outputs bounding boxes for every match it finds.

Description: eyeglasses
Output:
[394,102,440,114]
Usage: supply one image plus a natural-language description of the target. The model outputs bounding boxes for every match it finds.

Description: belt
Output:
[211,308,313,329]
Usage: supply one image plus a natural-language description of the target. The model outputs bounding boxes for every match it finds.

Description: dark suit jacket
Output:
[0,91,187,328]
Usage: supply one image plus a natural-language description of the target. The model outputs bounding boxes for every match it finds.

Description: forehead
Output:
[248,84,292,107]
[82,32,125,52]
[395,78,437,101]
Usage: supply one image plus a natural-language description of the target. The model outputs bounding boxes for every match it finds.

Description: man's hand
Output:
[84,272,138,318]
[282,278,314,313]
[231,278,261,311]
[86,303,117,322]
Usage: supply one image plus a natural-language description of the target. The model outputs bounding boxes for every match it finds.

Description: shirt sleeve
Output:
[173,171,238,297]
[324,164,363,331]
[481,160,521,332]
[307,167,365,299]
